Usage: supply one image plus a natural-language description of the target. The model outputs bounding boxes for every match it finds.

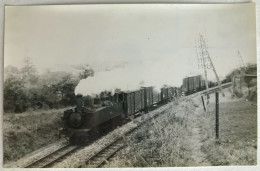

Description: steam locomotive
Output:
[59,86,179,144]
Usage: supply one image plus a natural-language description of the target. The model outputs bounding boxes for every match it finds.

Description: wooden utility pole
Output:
[215,92,219,139]
[199,34,225,97]
[238,50,246,69]
[201,96,206,111]
[198,35,210,104]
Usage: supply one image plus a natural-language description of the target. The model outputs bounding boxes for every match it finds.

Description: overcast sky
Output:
[4,3,256,93]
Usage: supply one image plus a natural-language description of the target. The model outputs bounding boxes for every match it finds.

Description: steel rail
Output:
[80,108,168,168]
[25,144,80,168]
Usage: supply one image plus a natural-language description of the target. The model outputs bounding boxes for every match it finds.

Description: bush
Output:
[4,77,28,113]
[4,74,78,113]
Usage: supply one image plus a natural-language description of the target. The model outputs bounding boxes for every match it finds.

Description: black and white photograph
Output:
[2,2,257,168]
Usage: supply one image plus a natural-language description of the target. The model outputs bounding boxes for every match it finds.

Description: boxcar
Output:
[161,87,174,102]
[188,77,195,92]
[122,89,145,117]
[161,87,167,102]
[124,91,135,117]
[182,75,204,95]
[142,86,153,110]
[194,75,201,90]
[168,87,174,100]
[134,89,145,112]
[152,92,161,104]
[182,77,189,94]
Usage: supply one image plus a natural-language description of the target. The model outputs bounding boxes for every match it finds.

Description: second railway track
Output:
[25,144,81,168]
[83,140,125,168]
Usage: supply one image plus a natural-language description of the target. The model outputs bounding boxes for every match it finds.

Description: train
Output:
[60,74,231,144]
[59,86,179,144]
[182,75,231,95]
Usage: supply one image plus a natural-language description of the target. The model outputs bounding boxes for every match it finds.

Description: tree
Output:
[55,75,78,106]
[4,65,20,80]
[21,57,38,85]
[4,76,28,113]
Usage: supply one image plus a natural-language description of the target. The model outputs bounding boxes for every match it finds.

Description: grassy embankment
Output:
[105,88,257,167]
[105,97,202,167]
[3,108,65,164]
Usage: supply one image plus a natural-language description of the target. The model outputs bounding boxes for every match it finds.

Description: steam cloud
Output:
[75,58,198,96]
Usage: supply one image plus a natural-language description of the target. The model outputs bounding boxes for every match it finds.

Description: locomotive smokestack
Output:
[85,95,94,110]
[76,94,84,111]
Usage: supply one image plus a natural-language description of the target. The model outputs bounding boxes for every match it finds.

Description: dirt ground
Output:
[3,108,65,164]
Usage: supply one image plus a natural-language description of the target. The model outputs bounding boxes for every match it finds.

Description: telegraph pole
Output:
[199,34,225,97]
[238,50,246,73]
[197,35,210,104]
[238,50,246,68]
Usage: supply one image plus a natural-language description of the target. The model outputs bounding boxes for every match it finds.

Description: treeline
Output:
[4,61,93,113]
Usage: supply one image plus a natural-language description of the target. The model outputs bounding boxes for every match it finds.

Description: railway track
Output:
[79,108,168,168]
[83,140,125,168]
[25,144,81,168]
[24,106,167,168]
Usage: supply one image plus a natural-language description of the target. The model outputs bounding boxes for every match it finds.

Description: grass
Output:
[3,108,66,163]
[105,98,198,167]
[104,90,257,167]
[199,93,257,166]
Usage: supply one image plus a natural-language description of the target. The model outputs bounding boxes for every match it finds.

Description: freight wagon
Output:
[182,75,204,95]
[161,86,175,102]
